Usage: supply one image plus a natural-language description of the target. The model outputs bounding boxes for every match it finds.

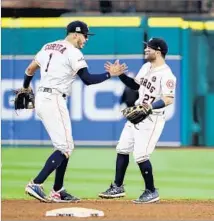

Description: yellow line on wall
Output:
[188,21,205,30]
[148,17,214,30]
[2,16,214,30]
[2,17,142,28]
[205,21,214,30]
[148,17,184,28]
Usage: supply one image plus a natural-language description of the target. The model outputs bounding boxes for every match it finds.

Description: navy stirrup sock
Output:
[53,158,69,191]
[138,160,155,192]
[114,153,129,187]
[34,150,66,184]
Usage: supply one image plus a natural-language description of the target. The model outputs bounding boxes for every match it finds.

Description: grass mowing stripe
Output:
[2,147,214,200]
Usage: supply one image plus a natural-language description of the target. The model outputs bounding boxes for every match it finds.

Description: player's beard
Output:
[145,54,156,62]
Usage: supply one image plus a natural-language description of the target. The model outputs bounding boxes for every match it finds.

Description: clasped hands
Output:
[104,60,128,77]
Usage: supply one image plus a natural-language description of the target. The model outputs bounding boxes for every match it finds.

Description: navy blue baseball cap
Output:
[144,38,168,55]
[66,20,95,36]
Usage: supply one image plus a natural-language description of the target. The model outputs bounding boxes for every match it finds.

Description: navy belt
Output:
[39,87,66,98]
[152,111,165,115]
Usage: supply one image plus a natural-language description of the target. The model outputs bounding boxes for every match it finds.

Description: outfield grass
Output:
[2,147,214,200]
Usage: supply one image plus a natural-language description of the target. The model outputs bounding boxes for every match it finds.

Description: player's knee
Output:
[61,148,73,158]
[134,154,150,163]
[116,147,131,155]
[66,142,74,157]
[116,143,133,155]
[116,150,130,155]
[55,142,74,158]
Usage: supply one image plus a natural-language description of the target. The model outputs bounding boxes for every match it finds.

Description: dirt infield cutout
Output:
[2,199,214,220]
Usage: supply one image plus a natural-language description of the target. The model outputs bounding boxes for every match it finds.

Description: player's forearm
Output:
[23,74,34,88]
[25,60,39,76]
[23,60,39,88]
[162,96,174,106]
[77,67,111,85]
[25,67,35,76]
[119,74,140,90]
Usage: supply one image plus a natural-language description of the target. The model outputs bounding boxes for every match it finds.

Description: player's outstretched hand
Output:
[104,60,128,77]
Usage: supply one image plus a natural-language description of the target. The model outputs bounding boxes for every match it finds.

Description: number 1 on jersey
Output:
[45,53,53,72]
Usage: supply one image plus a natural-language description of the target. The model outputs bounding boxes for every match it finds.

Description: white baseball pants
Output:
[35,90,74,157]
[116,114,165,163]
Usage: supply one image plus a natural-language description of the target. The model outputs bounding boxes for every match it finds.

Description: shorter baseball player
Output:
[23,20,127,203]
[99,38,176,203]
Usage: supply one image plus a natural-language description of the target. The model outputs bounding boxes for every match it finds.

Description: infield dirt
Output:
[2,199,214,220]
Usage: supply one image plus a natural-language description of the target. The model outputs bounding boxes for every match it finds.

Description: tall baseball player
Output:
[24,20,127,203]
[99,38,176,203]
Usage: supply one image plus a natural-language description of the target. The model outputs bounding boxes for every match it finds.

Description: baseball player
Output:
[99,38,176,203]
[24,20,127,203]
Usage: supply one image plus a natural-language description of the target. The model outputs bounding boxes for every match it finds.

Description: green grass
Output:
[2,147,214,200]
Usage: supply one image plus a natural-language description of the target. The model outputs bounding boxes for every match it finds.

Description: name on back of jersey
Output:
[45,43,67,54]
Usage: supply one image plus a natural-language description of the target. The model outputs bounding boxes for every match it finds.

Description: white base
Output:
[45,207,104,217]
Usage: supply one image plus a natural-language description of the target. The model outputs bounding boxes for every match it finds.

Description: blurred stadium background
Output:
[1,0,214,200]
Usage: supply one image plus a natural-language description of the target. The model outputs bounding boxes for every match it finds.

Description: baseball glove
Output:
[14,87,35,110]
[122,103,152,124]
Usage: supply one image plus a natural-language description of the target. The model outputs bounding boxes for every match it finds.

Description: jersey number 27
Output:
[143,94,155,104]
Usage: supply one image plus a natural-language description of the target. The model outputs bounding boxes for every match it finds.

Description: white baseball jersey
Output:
[135,62,176,113]
[35,39,88,95]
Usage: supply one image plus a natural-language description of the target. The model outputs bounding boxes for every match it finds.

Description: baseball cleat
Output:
[133,189,159,204]
[49,187,80,203]
[98,183,126,198]
[25,181,49,202]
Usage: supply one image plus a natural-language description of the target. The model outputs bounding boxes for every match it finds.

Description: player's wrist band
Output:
[151,99,165,109]
[23,73,33,88]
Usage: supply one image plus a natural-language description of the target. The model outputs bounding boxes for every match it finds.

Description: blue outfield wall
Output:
[2,56,181,146]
